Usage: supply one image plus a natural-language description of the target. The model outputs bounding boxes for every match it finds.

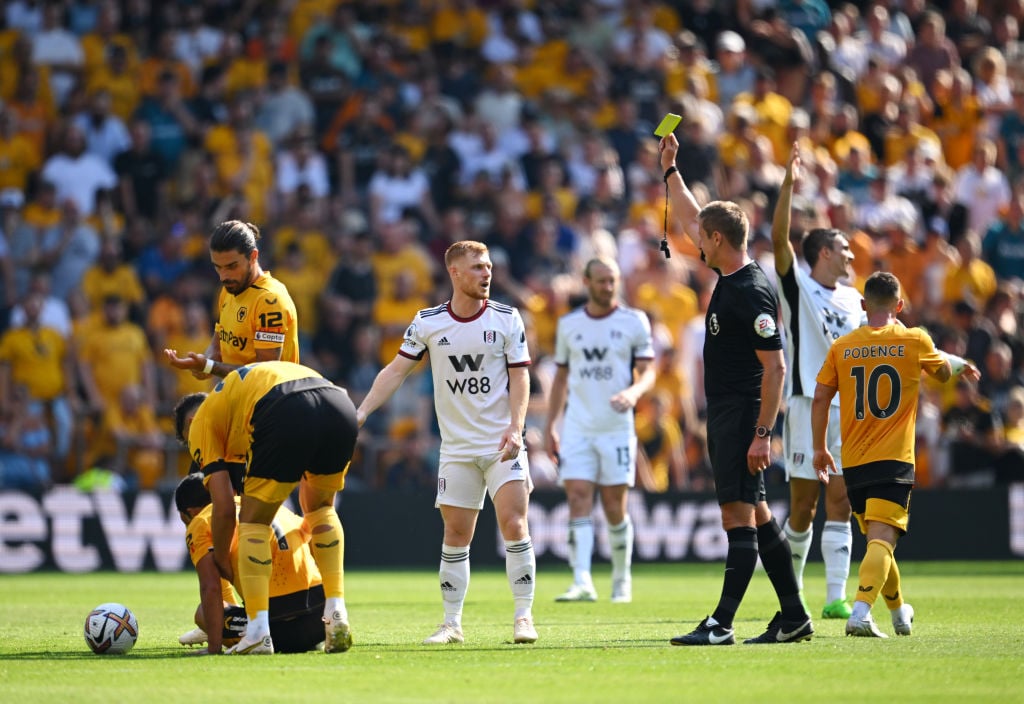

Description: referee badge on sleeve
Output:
[754,313,777,338]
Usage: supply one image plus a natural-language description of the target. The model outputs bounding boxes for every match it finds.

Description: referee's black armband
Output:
[663,165,679,182]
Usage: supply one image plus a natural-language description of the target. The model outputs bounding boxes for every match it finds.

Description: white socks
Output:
[569,517,594,586]
[783,518,812,592]
[324,597,348,622]
[608,517,633,583]
[505,537,536,619]
[439,544,470,626]
[822,520,853,603]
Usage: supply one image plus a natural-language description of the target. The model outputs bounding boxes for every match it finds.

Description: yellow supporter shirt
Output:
[86,68,141,122]
[372,294,429,365]
[734,91,792,162]
[186,500,322,602]
[214,271,299,366]
[817,323,946,474]
[371,247,433,300]
[0,133,40,192]
[81,265,145,310]
[0,326,67,400]
[79,322,151,405]
[273,264,326,338]
[81,34,138,80]
[633,280,698,345]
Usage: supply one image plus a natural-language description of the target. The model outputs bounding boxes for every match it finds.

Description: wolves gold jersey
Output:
[185,500,322,600]
[215,271,299,366]
[188,361,331,473]
[817,323,945,473]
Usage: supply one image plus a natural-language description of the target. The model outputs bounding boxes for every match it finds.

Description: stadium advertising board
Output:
[0,486,1021,572]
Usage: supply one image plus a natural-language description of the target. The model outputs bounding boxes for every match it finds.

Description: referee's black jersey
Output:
[704,261,783,398]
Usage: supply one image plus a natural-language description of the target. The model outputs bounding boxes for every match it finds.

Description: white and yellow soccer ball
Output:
[84,603,139,655]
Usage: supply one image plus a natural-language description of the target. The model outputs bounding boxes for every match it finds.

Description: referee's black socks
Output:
[757,517,807,620]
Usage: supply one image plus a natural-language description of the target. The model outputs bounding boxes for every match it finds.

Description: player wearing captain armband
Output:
[811,272,981,638]
[164,220,298,380]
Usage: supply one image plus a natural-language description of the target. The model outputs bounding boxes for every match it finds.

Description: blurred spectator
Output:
[86,44,140,123]
[139,30,195,99]
[186,64,228,137]
[941,376,1001,486]
[944,231,999,320]
[982,190,1024,281]
[30,1,84,107]
[0,289,77,472]
[38,198,100,300]
[634,392,686,492]
[256,61,315,149]
[383,429,437,492]
[73,89,131,166]
[202,96,274,224]
[368,143,439,232]
[0,383,53,491]
[905,10,960,98]
[97,383,165,489]
[274,241,326,354]
[77,294,155,414]
[173,4,224,78]
[80,237,145,315]
[372,269,429,367]
[954,139,1012,238]
[40,124,117,217]
[325,226,376,324]
[114,119,167,222]
[857,4,907,71]
[134,69,199,173]
[0,105,40,203]
[135,221,192,298]
[300,3,367,81]
[8,269,70,337]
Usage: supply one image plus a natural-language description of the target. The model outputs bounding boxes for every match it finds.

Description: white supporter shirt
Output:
[777,264,864,406]
[554,305,655,435]
[399,300,531,459]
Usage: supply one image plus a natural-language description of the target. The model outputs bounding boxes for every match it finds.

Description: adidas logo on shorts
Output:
[510,461,522,471]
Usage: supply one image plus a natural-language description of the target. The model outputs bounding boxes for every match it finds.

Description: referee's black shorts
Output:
[706,395,766,506]
[249,385,358,483]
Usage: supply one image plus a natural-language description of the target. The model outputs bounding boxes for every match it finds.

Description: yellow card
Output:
[654,113,682,137]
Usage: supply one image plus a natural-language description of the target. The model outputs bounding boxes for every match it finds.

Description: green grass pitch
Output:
[2,562,1023,703]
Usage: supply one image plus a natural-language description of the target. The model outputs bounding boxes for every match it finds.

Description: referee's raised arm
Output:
[659,134,701,249]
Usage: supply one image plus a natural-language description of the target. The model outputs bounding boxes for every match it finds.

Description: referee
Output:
[659,133,814,646]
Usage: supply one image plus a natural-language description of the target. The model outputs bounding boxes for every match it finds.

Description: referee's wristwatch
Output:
[754,425,771,439]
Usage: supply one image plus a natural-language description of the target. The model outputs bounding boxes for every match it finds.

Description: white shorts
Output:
[435,451,532,510]
[557,431,637,487]
[783,395,843,480]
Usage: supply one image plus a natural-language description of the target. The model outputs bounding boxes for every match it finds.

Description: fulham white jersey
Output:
[554,304,655,434]
[399,299,531,459]
[777,264,864,405]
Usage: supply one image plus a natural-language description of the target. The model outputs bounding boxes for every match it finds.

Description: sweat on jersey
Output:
[398,300,530,459]
[554,304,655,434]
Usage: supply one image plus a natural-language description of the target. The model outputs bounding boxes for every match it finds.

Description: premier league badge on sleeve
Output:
[484,330,496,344]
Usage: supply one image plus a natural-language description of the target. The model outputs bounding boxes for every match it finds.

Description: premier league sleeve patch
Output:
[754,313,777,338]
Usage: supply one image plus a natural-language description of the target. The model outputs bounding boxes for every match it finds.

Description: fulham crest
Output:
[754,313,777,338]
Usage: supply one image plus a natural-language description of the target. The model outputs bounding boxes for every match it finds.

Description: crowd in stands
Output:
[2,0,1024,493]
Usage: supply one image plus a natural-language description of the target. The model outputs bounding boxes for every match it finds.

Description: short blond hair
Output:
[444,240,489,268]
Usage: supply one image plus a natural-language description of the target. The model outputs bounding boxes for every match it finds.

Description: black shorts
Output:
[706,395,765,506]
[846,483,913,536]
[223,584,326,653]
[249,385,358,483]
[270,583,327,653]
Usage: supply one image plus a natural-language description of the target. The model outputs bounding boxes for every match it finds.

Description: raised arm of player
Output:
[771,143,800,277]
[500,365,530,462]
[659,134,702,249]
[356,353,421,427]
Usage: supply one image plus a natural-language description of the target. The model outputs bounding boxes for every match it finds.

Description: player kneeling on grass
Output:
[811,272,981,637]
[174,360,358,655]
[175,473,336,654]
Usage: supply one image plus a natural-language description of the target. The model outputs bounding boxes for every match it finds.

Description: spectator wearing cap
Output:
[711,30,754,110]
[983,189,1024,281]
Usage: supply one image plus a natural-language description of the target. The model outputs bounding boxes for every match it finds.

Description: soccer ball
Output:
[84,603,139,655]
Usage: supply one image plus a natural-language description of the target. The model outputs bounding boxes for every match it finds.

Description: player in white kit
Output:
[773,145,864,619]
[356,241,538,645]
[544,258,655,604]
